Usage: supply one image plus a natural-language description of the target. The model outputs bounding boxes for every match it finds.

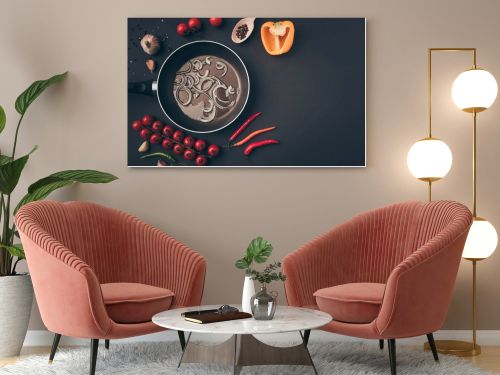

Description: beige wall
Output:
[1,0,500,331]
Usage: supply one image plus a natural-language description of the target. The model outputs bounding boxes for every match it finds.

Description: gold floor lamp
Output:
[407,48,498,356]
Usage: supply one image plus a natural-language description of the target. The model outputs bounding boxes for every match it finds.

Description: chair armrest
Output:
[283,220,358,307]
[18,231,111,339]
[375,228,470,338]
[125,219,206,307]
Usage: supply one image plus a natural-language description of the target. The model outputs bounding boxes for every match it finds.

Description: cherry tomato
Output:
[151,120,164,132]
[141,115,154,126]
[162,139,173,149]
[173,130,184,142]
[173,144,185,155]
[207,144,220,157]
[195,155,208,166]
[194,139,207,152]
[183,136,195,148]
[209,18,223,27]
[150,133,162,144]
[176,23,189,36]
[188,18,202,31]
[162,125,174,137]
[139,128,151,139]
[183,149,196,160]
[132,120,142,131]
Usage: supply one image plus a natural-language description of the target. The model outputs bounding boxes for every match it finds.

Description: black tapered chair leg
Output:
[90,339,99,375]
[177,330,186,350]
[105,339,110,350]
[388,339,396,375]
[303,329,311,347]
[426,333,439,362]
[48,333,62,363]
[379,339,384,350]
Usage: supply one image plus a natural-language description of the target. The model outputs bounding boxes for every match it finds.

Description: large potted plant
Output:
[0,72,117,357]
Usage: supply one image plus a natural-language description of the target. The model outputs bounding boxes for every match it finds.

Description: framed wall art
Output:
[128,18,366,167]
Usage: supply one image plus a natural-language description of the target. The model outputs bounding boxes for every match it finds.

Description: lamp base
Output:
[424,340,481,357]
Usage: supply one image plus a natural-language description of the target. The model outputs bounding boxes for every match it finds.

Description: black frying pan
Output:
[129,40,250,134]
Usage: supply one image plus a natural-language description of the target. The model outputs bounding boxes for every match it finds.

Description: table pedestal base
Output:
[178,332,317,374]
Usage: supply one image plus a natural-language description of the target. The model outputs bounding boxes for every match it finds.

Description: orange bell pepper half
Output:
[261,21,295,56]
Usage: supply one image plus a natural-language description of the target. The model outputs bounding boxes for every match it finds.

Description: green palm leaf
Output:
[28,170,117,193]
[15,169,117,213]
[0,147,37,194]
[15,72,67,115]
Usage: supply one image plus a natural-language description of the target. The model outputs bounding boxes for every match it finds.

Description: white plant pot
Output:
[0,274,33,358]
[241,276,255,313]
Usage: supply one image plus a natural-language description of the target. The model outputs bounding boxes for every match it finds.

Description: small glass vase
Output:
[250,285,278,320]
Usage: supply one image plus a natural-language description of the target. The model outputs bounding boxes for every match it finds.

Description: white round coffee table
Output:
[153,305,332,374]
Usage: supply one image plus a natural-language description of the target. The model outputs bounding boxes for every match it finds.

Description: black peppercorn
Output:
[236,24,249,40]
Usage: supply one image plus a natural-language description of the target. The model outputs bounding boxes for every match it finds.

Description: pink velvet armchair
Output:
[16,200,206,375]
[283,200,472,375]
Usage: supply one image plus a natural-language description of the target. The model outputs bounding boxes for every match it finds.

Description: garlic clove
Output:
[138,141,149,153]
[140,34,161,55]
[157,159,168,166]
[146,59,156,72]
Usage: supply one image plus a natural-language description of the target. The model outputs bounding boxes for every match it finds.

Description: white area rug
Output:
[0,341,494,374]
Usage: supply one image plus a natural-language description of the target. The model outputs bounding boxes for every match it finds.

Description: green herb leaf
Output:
[0,244,25,259]
[0,105,5,134]
[15,72,67,115]
[0,146,37,194]
[14,169,117,214]
[249,261,286,284]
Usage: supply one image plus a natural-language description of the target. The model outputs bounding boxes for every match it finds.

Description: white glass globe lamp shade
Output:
[452,69,498,113]
[407,138,453,181]
[462,218,498,260]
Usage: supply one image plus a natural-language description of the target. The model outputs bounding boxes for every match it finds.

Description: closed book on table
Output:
[183,311,252,324]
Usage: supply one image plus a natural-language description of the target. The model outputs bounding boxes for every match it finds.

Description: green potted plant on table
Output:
[235,237,286,319]
[0,72,117,358]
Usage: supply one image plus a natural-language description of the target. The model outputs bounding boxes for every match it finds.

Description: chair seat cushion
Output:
[101,283,174,324]
[313,283,385,324]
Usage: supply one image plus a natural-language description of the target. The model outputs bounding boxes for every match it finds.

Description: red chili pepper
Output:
[233,126,277,147]
[229,112,262,142]
[244,139,280,156]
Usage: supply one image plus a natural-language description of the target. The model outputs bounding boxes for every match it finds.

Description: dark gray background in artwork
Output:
[128,18,365,167]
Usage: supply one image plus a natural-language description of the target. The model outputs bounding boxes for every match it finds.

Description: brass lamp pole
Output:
[462,109,481,356]
[424,48,476,202]
[421,47,498,357]
[407,50,454,200]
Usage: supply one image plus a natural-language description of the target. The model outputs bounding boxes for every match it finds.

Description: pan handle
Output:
[128,80,157,96]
